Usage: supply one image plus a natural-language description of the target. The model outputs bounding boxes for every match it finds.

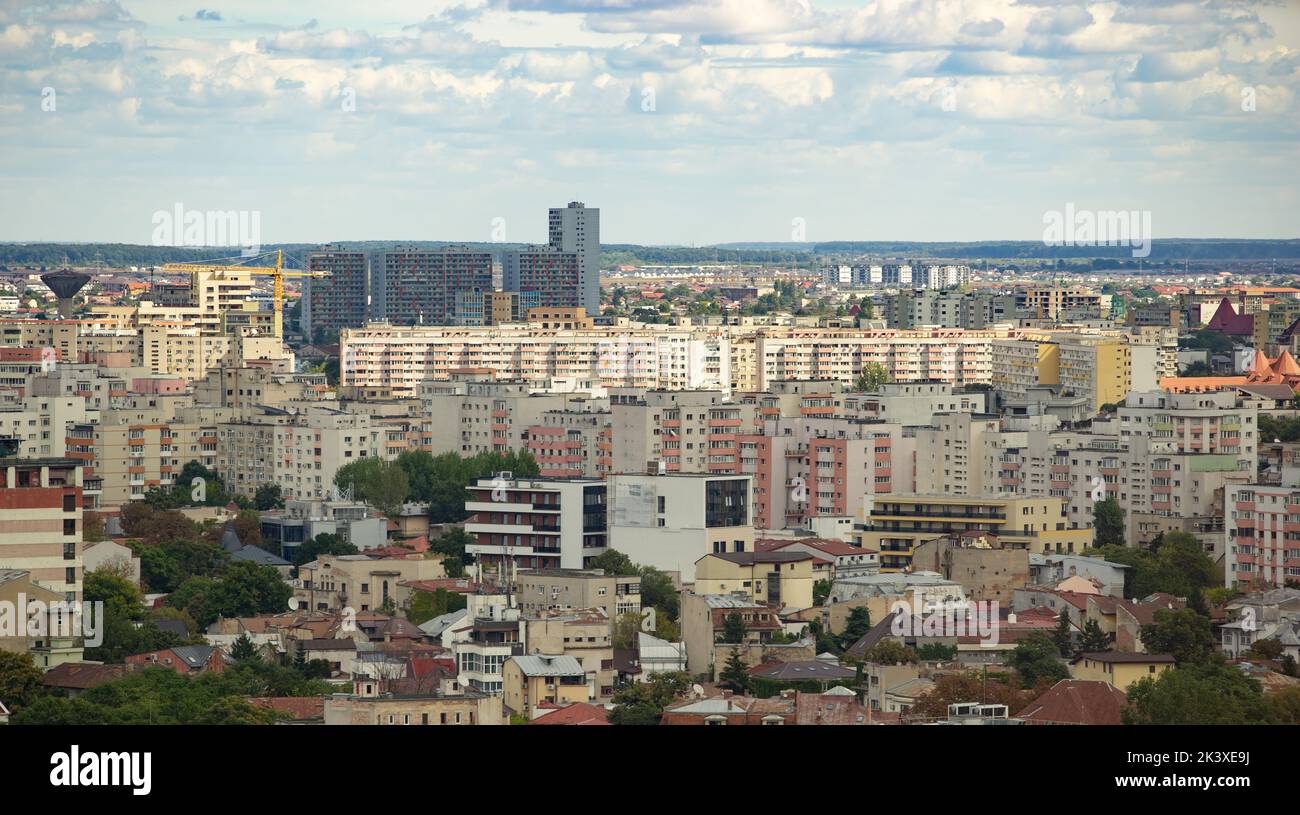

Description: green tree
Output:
[120,503,199,546]
[837,606,872,651]
[909,671,1036,720]
[292,532,358,568]
[861,639,918,665]
[230,633,258,662]
[852,361,890,392]
[607,671,691,725]
[1281,655,1298,678]
[1271,685,1300,723]
[1078,618,1112,654]
[167,561,293,629]
[1051,611,1073,657]
[813,579,831,606]
[407,588,467,626]
[0,651,44,710]
[1139,608,1216,665]
[721,611,747,644]
[11,668,281,725]
[1124,661,1272,724]
[916,642,957,661]
[1085,532,1218,599]
[588,549,636,575]
[84,569,144,620]
[638,566,679,621]
[334,458,409,518]
[254,483,284,511]
[82,511,107,543]
[613,612,642,651]
[1008,633,1070,689]
[1092,498,1124,548]
[1245,639,1283,661]
[718,649,750,694]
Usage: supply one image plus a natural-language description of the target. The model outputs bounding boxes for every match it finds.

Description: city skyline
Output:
[1,1,1297,246]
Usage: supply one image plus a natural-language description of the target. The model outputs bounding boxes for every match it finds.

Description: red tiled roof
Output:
[532,702,611,726]
[42,662,130,690]
[754,537,865,557]
[1017,679,1128,725]
[247,696,326,720]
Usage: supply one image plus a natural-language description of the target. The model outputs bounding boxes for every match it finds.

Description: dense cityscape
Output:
[1,199,1299,737]
[3,0,1298,797]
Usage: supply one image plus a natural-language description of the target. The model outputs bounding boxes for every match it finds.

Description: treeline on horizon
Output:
[1,238,1298,270]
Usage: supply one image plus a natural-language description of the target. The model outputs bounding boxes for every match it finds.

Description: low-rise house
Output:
[636,631,687,677]
[860,658,922,713]
[1017,679,1129,725]
[124,644,227,675]
[41,662,131,698]
[82,540,142,587]
[0,569,83,668]
[693,551,818,611]
[230,544,292,577]
[755,537,879,580]
[881,677,933,716]
[503,654,589,719]
[910,534,1029,605]
[1086,593,1184,653]
[827,571,967,625]
[1220,589,1300,658]
[1011,587,1092,630]
[247,696,326,724]
[747,660,857,694]
[795,686,870,725]
[1028,553,1128,597]
[531,701,611,725]
[680,591,790,679]
[324,688,504,725]
[522,608,616,701]
[660,692,797,725]
[515,569,641,619]
[295,553,447,613]
[294,639,358,677]
[1071,652,1175,690]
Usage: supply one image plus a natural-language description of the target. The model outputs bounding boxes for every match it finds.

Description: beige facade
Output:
[295,554,446,613]
[522,612,617,701]
[856,494,1091,572]
[0,458,83,601]
[693,551,817,611]
[324,691,504,725]
[502,654,590,718]
[515,569,641,619]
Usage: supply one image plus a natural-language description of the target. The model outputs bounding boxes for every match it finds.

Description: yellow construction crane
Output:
[162,250,328,339]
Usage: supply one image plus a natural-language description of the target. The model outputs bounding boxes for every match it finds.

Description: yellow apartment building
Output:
[854,494,1092,572]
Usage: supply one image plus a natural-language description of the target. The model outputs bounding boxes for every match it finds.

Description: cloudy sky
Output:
[1,0,1297,246]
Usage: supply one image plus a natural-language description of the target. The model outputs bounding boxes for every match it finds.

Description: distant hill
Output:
[1,238,1297,271]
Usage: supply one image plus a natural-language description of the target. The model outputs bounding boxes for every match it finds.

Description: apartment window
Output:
[63,542,75,560]
[63,494,76,512]
[65,567,76,584]
[63,519,76,536]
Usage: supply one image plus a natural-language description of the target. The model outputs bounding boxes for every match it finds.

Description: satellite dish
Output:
[691,684,705,698]
[457,673,471,691]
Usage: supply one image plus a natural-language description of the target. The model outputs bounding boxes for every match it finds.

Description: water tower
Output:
[40,269,91,318]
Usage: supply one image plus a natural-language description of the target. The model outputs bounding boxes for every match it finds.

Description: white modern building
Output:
[464,476,608,571]
[608,473,753,582]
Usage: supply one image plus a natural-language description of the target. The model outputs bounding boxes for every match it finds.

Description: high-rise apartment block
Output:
[548,201,600,316]
[502,248,583,311]
[373,247,494,326]
[304,247,369,341]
